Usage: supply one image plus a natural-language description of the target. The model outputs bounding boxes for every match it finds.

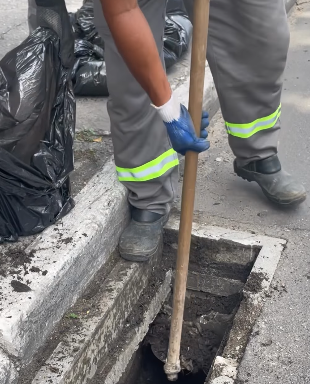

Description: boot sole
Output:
[120,243,160,263]
[234,161,307,206]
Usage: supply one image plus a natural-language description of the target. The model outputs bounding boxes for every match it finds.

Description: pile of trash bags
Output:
[70,0,105,49]
[0,0,191,242]
[164,9,193,70]
[72,39,108,97]
[0,1,75,242]
[70,0,192,97]
[69,0,109,96]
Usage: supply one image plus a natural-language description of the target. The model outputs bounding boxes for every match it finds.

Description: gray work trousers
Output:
[94,0,290,215]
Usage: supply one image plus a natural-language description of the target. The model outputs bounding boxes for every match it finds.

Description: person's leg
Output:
[205,0,287,164]
[184,0,306,205]
[94,0,178,261]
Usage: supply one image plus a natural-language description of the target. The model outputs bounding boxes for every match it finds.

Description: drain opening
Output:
[119,229,260,384]
[127,344,207,384]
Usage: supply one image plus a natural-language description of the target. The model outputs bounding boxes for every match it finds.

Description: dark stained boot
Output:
[119,207,168,262]
[234,155,307,206]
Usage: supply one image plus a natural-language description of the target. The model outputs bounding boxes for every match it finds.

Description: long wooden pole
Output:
[164,0,211,381]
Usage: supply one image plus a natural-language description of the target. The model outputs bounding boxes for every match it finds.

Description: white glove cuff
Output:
[152,93,181,123]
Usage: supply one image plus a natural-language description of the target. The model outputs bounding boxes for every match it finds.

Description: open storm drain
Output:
[11,220,285,384]
[118,227,261,384]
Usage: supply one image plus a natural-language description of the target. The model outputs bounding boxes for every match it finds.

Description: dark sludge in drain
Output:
[123,292,242,384]
[120,229,259,384]
[127,344,207,384]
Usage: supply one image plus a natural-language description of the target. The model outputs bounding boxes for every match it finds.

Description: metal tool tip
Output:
[167,373,179,382]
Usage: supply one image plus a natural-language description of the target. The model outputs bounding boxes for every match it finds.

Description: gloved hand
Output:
[155,93,210,156]
[200,110,209,139]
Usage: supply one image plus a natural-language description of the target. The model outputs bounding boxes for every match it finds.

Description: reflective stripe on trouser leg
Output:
[226,105,281,139]
[116,149,179,182]
[183,0,290,165]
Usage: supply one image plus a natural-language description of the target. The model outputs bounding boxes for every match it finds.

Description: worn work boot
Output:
[119,207,168,262]
[234,155,307,206]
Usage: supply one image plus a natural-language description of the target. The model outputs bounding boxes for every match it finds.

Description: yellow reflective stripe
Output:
[226,105,281,139]
[116,149,179,182]
[116,148,176,174]
[226,105,281,129]
[118,159,179,182]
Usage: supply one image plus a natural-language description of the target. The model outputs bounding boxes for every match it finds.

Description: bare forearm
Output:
[100,0,171,106]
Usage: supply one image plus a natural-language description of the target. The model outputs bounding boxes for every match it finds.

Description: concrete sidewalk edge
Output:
[0,160,129,364]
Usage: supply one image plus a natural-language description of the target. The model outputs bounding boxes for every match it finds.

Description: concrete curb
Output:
[0,351,17,384]
[102,271,172,384]
[31,266,171,384]
[173,60,218,119]
[0,160,129,364]
[286,0,297,12]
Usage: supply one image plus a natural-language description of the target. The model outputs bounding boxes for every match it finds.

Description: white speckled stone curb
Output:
[0,350,18,384]
[32,264,171,384]
[0,160,129,364]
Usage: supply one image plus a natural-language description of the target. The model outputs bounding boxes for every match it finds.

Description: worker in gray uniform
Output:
[93,0,306,262]
[29,0,306,260]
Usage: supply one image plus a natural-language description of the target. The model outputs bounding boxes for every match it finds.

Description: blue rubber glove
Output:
[200,111,209,139]
[156,94,210,156]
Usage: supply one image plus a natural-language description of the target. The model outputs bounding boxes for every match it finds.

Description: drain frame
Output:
[166,218,286,384]
[28,219,286,384]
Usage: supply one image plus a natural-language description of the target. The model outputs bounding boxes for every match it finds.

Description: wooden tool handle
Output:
[164,0,211,381]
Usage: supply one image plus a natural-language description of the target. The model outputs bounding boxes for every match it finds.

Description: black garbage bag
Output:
[69,12,81,38]
[164,46,178,70]
[76,2,97,40]
[75,0,105,49]
[0,27,75,243]
[72,39,108,97]
[164,13,192,60]
[74,39,104,60]
[74,61,109,97]
[164,0,192,69]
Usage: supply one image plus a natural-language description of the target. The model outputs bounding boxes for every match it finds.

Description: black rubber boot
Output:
[119,207,169,262]
[234,155,307,206]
